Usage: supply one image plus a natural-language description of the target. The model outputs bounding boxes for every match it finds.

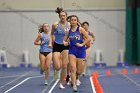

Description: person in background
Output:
[81,21,96,76]
[34,23,52,85]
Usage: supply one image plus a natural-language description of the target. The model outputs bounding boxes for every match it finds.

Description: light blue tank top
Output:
[40,32,52,52]
[54,22,69,44]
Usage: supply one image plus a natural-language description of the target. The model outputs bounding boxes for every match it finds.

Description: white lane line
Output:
[115,69,140,88]
[4,78,30,93]
[48,79,59,93]
[28,74,59,93]
[98,73,138,77]
[0,75,43,79]
[41,78,55,93]
[3,75,44,93]
[0,71,32,89]
[90,77,97,93]
[88,67,96,93]
[29,75,43,79]
[0,75,21,79]
[123,74,140,88]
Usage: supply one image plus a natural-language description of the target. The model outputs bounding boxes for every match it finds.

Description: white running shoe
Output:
[73,85,77,92]
[82,72,86,76]
[66,81,70,85]
[44,80,48,85]
[59,83,65,89]
[76,79,81,86]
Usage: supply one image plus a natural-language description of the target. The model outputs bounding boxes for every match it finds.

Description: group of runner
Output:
[34,7,95,92]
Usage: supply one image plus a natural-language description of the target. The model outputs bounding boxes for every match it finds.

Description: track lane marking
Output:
[0,71,32,89]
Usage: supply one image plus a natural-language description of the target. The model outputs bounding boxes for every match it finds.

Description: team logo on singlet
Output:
[42,37,50,44]
[75,35,80,40]
[57,27,68,34]
[69,35,80,41]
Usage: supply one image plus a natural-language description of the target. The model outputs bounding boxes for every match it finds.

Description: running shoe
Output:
[76,79,81,86]
[73,85,77,92]
[82,72,86,76]
[59,83,65,89]
[44,80,48,85]
[66,75,70,85]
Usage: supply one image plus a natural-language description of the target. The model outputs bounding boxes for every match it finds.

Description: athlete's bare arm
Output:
[34,33,42,45]
[49,22,58,47]
[90,31,96,41]
[63,29,69,46]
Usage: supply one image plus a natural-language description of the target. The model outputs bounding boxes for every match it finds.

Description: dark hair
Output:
[55,7,67,17]
[67,15,71,22]
[82,21,89,26]
[70,15,80,26]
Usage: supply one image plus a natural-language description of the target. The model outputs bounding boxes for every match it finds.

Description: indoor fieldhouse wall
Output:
[0,0,125,66]
[0,10,125,66]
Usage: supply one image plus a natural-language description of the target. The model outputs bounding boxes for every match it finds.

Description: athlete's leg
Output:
[52,52,61,81]
[59,50,68,88]
[76,58,85,86]
[83,48,90,75]
[69,54,77,86]
[53,52,61,71]
[39,53,48,85]
[39,53,46,72]
[44,53,52,85]
[66,62,70,85]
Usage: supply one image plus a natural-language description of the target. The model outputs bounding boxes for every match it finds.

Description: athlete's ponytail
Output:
[55,7,67,17]
[38,25,43,33]
[55,7,63,14]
